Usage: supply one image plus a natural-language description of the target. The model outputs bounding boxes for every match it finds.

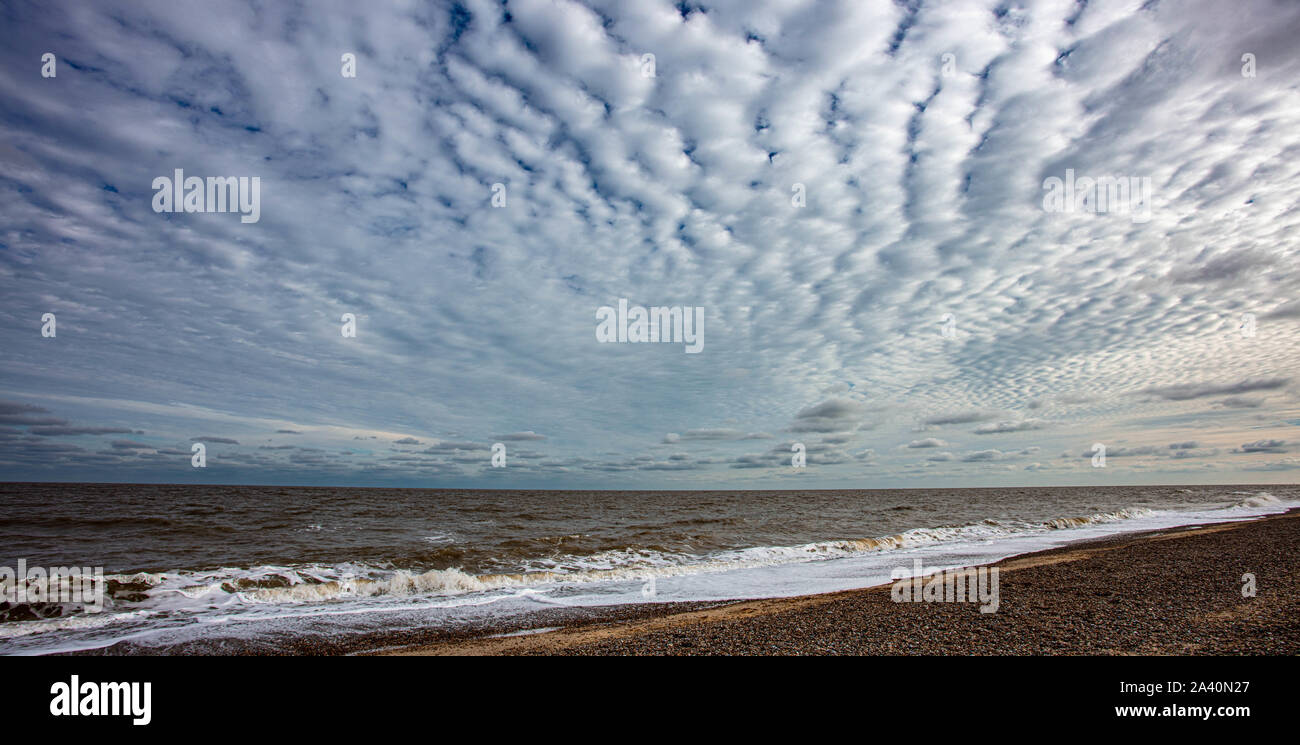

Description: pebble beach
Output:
[385,509,1300,656]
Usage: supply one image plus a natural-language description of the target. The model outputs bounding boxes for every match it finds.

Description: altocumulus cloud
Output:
[0,0,1298,488]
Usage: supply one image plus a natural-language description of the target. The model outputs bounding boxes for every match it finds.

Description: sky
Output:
[1,0,1298,489]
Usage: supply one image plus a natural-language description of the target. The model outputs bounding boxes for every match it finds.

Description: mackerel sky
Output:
[1,0,1298,489]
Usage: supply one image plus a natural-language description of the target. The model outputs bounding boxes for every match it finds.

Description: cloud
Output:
[1213,397,1264,409]
[28,426,135,436]
[788,399,867,433]
[1244,458,1300,471]
[668,428,774,441]
[493,431,547,441]
[0,401,66,426]
[1027,393,1095,410]
[922,410,1001,427]
[1,0,1298,488]
[423,441,489,452]
[1232,440,1288,454]
[973,419,1048,435]
[731,454,777,470]
[960,449,1008,462]
[1168,249,1275,285]
[1263,299,1300,320]
[906,438,946,449]
[1080,446,1161,458]
[1140,377,1290,402]
[1170,447,1219,459]
[680,429,745,440]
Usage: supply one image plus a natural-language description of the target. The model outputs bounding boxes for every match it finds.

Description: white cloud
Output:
[2,0,1299,487]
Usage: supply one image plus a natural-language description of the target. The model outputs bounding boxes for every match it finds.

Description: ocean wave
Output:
[1043,507,1158,530]
[2,496,1292,634]
[1229,491,1279,509]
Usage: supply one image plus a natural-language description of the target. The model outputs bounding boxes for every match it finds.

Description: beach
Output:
[382,509,1300,656]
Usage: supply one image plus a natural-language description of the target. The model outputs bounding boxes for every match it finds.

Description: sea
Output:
[1,482,1296,654]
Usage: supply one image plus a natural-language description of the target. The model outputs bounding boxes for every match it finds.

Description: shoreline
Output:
[49,507,1299,656]
[378,509,1300,656]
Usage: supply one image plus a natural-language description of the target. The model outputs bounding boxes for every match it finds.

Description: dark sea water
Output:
[1,482,1295,654]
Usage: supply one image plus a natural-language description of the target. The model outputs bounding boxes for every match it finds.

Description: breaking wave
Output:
[1230,491,1280,509]
[0,502,1198,621]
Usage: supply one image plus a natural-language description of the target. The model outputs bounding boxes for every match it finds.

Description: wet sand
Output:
[382,509,1300,656]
